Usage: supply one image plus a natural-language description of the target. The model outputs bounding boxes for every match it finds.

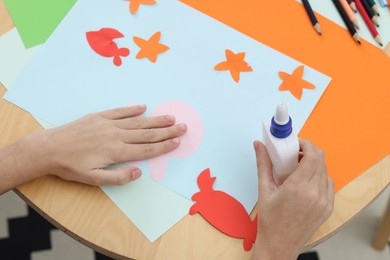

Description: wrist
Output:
[251,235,300,260]
[15,131,55,178]
[0,130,54,194]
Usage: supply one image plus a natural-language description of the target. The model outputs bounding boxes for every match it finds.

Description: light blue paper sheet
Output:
[102,175,193,242]
[0,28,40,89]
[0,28,53,129]
[5,0,331,221]
[0,27,192,243]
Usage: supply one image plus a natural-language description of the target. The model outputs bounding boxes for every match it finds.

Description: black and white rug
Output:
[0,205,320,260]
[1,190,390,260]
[0,191,319,260]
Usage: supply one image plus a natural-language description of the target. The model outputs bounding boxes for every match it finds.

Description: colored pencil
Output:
[302,0,322,35]
[368,0,380,15]
[355,0,383,46]
[331,0,361,44]
[361,0,380,26]
[347,0,358,12]
[340,0,360,29]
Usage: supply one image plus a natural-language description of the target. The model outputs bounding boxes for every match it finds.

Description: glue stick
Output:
[262,103,299,185]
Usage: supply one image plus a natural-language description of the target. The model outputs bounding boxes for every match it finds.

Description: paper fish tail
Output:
[189,202,200,215]
[197,168,215,193]
[113,56,123,66]
[112,48,130,66]
[243,214,258,251]
[118,47,130,57]
[243,237,254,251]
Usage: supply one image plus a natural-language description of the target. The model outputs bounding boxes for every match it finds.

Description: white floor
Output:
[1,186,390,260]
[312,185,390,259]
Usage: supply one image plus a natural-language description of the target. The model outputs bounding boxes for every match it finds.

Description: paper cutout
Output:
[278,65,316,100]
[125,101,204,182]
[149,101,204,181]
[190,168,258,251]
[3,0,77,48]
[4,0,331,226]
[86,28,130,66]
[127,0,156,14]
[180,0,390,193]
[133,32,170,63]
[214,49,253,83]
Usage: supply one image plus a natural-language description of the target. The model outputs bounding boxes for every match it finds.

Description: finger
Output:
[327,177,335,207]
[254,140,277,199]
[99,105,147,120]
[324,177,335,219]
[115,114,176,130]
[115,138,181,162]
[87,167,142,186]
[311,163,328,199]
[292,138,320,182]
[122,123,187,144]
[298,151,304,162]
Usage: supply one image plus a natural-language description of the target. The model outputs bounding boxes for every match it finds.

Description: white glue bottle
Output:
[262,103,299,185]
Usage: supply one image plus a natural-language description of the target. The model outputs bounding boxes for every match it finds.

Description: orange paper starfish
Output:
[133,32,169,63]
[214,49,253,83]
[127,0,156,15]
[278,65,316,100]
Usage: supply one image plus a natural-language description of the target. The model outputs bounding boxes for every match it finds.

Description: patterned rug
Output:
[0,204,318,260]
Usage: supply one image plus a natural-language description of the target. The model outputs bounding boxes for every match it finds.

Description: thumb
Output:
[253,140,277,199]
[90,167,142,186]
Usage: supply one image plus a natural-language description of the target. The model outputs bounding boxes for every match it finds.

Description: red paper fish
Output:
[189,168,258,251]
[86,28,130,66]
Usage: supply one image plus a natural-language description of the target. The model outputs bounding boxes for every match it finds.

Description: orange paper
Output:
[127,0,156,15]
[133,32,169,63]
[180,0,390,192]
[214,49,253,83]
[279,65,316,100]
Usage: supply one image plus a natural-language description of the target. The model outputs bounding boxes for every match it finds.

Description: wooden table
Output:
[1,2,390,259]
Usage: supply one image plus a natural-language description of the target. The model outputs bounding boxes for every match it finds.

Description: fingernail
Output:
[131,169,142,179]
[177,123,187,131]
[165,115,175,122]
[137,104,146,110]
[253,140,260,150]
[172,138,180,144]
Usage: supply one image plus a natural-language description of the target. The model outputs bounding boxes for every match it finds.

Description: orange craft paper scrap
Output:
[278,65,316,100]
[214,49,253,83]
[133,31,170,63]
[127,0,156,14]
[179,0,390,191]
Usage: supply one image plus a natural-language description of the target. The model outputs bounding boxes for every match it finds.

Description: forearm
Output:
[0,132,50,195]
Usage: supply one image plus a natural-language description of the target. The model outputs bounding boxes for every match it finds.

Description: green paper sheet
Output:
[3,0,77,48]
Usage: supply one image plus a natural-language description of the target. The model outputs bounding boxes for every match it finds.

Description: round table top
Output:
[1,2,390,259]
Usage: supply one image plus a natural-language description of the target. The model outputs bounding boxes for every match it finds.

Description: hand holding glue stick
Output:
[252,103,334,260]
[262,103,299,185]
